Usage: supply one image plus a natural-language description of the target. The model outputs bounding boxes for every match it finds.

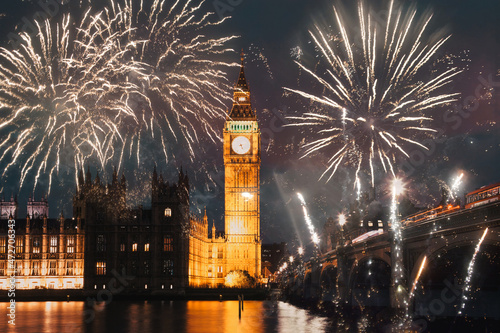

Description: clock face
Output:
[232,136,251,154]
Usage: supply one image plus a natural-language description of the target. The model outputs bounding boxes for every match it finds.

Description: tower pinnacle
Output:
[229,50,255,120]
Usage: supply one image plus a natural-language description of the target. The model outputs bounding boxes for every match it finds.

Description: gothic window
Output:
[120,237,126,252]
[66,261,74,275]
[50,236,58,253]
[144,261,150,275]
[0,236,5,253]
[144,242,150,252]
[96,261,106,275]
[131,261,137,275]
[67,236,75,253]
[163,260,174,276]
[0,261,4,275]
[15,238,23,254]
[32,237,41,254]
[132,242,138,252]
[49,261,57,275]
[164,208,172,217]
[15,261,23,275]
[217,266,223,278]
[163,235,173,252]
[31,261,40,275]
[217,247,223,259]
[96,235,106,252]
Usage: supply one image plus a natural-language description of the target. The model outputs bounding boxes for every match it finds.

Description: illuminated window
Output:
[368,221,373,227]
[96,261,106,275]
[15,261,23,275]
[15,238,23,254]
[238,97,246,102]
[66,261,74,275]
[0,237,5,253]
[144,243,150,252]
[67,236,75,253]
[31,261,40,275]
[217,266,223,278]
[208,268,212,277]
[0,261,5,275]
[49,261,57,275]
[164,208,172,217]
[32,237,41,254]
[97,234,106,252]
[120,243,125,252]
[132,242,138,252]
[50,236,58,253]
[163,235,173,252]
[378,220,383,228]
[217,247,223,259]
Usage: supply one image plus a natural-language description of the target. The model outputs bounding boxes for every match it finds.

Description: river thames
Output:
[0,300,335,333]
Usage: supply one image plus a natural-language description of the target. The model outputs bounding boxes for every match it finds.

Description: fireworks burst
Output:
[285,0,461,188]
[108,0,238,164]
[0,0,238,192]
[0,10,143,191]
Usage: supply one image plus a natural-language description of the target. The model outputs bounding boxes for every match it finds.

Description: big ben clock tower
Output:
[223,51,261,279]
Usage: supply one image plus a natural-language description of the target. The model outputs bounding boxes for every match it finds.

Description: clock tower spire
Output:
[223,51,261,279]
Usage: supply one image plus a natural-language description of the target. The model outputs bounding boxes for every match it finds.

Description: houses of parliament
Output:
[0,54,262,291]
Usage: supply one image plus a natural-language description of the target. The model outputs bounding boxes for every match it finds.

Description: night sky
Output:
[0,0,499,252]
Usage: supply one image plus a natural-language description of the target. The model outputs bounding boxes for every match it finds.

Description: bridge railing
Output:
[403,201,500,238]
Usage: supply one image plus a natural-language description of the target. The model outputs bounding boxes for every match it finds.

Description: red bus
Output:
[465,182,500,209]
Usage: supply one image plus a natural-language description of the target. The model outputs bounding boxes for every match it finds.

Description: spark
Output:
[285,0,460,188]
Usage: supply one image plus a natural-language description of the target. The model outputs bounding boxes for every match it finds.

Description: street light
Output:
[298,247,304,256]
[289,255,294,263]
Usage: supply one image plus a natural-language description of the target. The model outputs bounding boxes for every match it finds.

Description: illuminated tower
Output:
[223,51,261,279]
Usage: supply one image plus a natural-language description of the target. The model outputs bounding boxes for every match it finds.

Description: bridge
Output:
[282,201,500,318]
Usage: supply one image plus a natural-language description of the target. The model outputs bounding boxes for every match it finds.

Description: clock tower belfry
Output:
[223,51,261,279]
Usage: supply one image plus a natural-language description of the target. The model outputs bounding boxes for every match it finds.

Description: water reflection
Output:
[0,301,330,333]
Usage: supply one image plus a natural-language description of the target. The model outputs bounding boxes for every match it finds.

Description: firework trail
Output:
[457,227,488,315]
[405,256,427,322]
[449,172,464,202]
[0,0,238,192]
[390,178,407,312]
[297,192,321,246]
[285,0,461,189]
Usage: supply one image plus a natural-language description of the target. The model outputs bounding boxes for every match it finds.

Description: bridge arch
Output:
[348,256,391,307]
[319,263,337,301]
[409,228,500,319]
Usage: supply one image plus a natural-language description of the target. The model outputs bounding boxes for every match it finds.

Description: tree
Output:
[224,270,256,288]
